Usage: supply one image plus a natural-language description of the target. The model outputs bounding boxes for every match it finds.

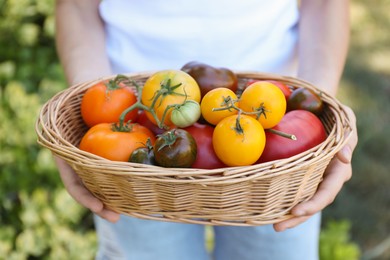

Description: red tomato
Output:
[246,80,292,100]
[257,110,327,163]
[184,123,226,169]
[81,80,138,127]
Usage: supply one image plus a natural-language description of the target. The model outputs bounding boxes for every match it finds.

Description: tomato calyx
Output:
[250,102,271,121]
[211,95,239,113]
[150,78,186,107]
[156,129,179,152]
[234,113,245,135]
[111,121,137,132]
[105,74,128,91]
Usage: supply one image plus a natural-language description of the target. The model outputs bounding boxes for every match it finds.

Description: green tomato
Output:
[129,147,156,165]
[128,138,156,165]
[170,100,201,128]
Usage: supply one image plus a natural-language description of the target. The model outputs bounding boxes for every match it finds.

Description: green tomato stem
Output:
[116,75,165,130]
[266,128,297,140]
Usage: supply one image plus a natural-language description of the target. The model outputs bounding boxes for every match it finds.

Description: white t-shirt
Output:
[99,0,299,76]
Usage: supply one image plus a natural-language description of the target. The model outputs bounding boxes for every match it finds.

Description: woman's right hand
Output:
[54,156,120,222]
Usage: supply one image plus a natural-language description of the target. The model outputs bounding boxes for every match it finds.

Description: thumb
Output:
[337,106,358,164]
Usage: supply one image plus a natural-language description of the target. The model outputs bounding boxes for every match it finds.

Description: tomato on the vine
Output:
[141,70,201,127]
[79,122,155,162]
[246,80,292,100]
[154,129,197,168]
[213,115,266,167]
[184,123,226,169]
[81,78,138,127]
[200,87,238,125]
[239,81,286,129]
[257,110,327,163]
[170,100,201,128]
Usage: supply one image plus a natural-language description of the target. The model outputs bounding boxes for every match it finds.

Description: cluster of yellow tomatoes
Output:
[200,81,287,166]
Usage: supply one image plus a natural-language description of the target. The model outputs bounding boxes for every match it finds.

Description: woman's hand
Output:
[273,106,357,232]
[54,156,121,222]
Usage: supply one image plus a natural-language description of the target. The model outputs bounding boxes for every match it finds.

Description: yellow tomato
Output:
[141,70,201,127]
[200,87,238,125]
[212,114,266,166]
[239,81,286,129]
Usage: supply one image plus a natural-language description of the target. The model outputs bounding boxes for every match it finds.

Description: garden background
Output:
[0,0,389,259]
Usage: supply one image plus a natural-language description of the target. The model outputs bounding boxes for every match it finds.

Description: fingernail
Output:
[276,225,288,232]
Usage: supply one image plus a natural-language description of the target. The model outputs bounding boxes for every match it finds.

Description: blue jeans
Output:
[94,213,320,260]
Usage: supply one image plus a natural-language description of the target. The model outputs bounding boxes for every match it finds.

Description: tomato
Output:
[141,70,201,127]
[129,139,156,165]
[170,100,201,128]
[287,87,324,115]
[213,115,266,166]
[136,110,166,135]
[154,129,197,168]
[200,88,239,125]
[81,78,138,127]
[181,61,238,98]
[79,123,156,162]
[257,110,327,163]
[239,81,286,129]
[184,123,226,169]
[246,80,292,100]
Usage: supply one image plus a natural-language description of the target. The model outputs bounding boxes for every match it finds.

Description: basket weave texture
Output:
[36,72,353,226]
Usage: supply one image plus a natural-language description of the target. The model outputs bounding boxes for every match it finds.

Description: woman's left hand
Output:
[273,106,358,232]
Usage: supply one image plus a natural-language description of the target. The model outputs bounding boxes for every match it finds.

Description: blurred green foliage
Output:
[1,0,389,259]
[320,220,361,260]
[0,0,96,258]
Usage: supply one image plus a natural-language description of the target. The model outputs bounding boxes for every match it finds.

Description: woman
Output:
[54,0,357,259]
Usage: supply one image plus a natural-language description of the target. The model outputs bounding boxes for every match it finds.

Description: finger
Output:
[291,159,352,217]
[54,156,103,210]
[95,208,121,223]
[54,156,120,222]
[273,215,311,232]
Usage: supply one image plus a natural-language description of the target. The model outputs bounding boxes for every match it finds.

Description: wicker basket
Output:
[35,71,353,226]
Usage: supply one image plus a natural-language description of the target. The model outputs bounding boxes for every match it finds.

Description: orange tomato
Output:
[239,81,286,129]
[212,114,266,166]
[141,70,201,127]
[79,123,155,162]
[81,80,138,127]
[200,87,239,125]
